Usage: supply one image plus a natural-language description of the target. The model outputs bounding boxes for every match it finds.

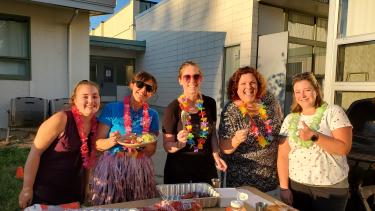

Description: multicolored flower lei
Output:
[123,95,150,134]
[178,94,209,152]
[71,106,97,169]
[288,103,327,148]
[238,102,273,148]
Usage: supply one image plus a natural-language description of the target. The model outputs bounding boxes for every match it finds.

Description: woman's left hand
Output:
[299,121,315,141]
[213,153,227,171]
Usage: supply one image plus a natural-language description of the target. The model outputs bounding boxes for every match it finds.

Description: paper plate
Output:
[117,139,156,148]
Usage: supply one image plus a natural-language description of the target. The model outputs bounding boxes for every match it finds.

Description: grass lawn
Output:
[0,146,30,211]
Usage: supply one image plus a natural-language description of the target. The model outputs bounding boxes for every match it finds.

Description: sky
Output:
[90,0,160,30]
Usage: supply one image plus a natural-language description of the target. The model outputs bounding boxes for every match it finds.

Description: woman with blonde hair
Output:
[163,61,227,184]
[19,80,100,208]
[278,72,352,211]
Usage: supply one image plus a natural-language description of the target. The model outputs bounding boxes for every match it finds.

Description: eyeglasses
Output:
[292,72,314,80]
[181,74,201,82]
[135,80,154,93]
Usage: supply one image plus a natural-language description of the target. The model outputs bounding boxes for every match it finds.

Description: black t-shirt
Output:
[162,95,218,184]
[162,95,217,154]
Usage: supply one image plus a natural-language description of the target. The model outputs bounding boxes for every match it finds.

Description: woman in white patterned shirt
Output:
[278,72,352,211]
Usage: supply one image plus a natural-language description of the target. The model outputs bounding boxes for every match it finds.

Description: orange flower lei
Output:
[237,102,273,148]
[178,94,209,152]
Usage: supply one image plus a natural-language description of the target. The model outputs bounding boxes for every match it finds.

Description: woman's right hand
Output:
[233,128,248,145]
[280,188,293,205]
[176,130,189,146]
[19,187,33,209]
[108,131,120,147]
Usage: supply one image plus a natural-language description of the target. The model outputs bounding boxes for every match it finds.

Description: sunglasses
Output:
[135,80,154,93]
[293,72,314,80]
[182,74,201,82]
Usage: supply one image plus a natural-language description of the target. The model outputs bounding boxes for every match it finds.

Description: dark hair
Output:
[70,80,100,105]
[131,71,158,93]
[178,61,202,78]
[290,72,324,113]
[227,66,266,101]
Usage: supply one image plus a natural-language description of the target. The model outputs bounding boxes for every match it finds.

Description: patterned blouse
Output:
[218,91,283,192]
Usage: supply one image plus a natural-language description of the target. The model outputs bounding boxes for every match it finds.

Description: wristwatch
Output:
[311,132,319,142]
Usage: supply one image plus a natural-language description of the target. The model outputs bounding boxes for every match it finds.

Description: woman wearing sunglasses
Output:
[278,72,352,211]
[89,71,159,205]
[162,61,227,184]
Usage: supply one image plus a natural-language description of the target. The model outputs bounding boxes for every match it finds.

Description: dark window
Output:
[0,14,30,80]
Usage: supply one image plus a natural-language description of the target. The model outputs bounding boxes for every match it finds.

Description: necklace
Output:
[178,94,209,152]
[237,102,273,148]
[288,103,328,148]
[71,106,97,168]
[123,95,150,134]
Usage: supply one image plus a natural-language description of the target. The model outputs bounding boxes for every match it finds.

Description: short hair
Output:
[178,61,202,78]
[131,71,158,93]
[290,72,324,113]
[227,66,266,101]
[70,80,100,105]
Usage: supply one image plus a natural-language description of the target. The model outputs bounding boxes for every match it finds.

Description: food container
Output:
[156,183,219,208]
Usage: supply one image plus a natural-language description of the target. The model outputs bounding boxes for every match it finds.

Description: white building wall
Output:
[0,1,90,128]
[136,0,258,108]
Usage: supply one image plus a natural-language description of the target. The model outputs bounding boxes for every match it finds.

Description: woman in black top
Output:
[162,61,227,184]
[19,80,100,208]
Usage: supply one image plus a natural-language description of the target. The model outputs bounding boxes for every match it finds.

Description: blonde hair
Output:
[178,61,202,78]
[290,72,324,113]
[70,80,100,105]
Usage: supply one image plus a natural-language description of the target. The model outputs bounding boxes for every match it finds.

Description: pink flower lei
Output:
[123,95,150,134]
[71,106,97,168]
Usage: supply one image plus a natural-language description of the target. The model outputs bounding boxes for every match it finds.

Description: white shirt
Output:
[279,104,352,186]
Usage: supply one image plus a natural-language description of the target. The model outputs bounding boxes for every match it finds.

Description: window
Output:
[336,40,375,82]
[139,1,157,14]
[334,91,375,110]
[0,14,30,80]
[338,0,375,38]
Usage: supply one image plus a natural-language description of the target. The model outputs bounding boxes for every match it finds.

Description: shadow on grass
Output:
[0,146,30,211]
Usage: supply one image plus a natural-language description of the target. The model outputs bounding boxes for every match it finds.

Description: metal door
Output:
[257,31,288,113]
[96,62,117,102]
[222,45,240,107]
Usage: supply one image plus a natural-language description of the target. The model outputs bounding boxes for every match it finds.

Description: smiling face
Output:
[293,79,317,110]
[73,84,100,117]
[178,64,202,96]
[236,73,259,104]
[130,79,155,103]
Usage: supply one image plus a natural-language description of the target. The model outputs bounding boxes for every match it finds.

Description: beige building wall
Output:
[136,0,258,108]
[0,1,90,128]
[90,0,135,39]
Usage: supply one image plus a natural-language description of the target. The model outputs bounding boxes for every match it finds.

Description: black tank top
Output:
[33,110,86,205]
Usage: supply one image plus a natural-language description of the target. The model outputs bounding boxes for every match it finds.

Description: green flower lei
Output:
[288,103,328,148]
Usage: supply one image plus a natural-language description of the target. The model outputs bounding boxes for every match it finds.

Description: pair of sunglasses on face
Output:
[181,74,202,82]
[134,80,154,93]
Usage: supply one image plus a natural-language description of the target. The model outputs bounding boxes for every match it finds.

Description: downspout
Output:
[67,9,79,96]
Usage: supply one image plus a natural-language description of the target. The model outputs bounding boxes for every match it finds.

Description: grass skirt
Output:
[89,151,156,205]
